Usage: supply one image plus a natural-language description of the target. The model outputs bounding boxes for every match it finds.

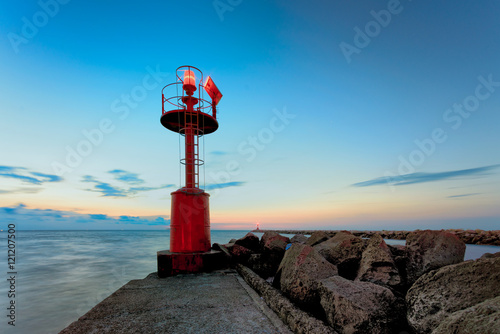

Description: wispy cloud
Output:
[82,175,126,197]
[31,172,62,183]
[82,172,174,198]
[205,181,245,190]
[447,193,480,199]
[89,214,108,220]
[108,169,144,185]
[0,203,170,229]
[0,166,17,172]
[2,203,26,214]
[0,166,63,185]
[352,164,500,188]
[0,187,43,194]
[2,203,66,219]
[117,215,167,225]
[128,186,172,193]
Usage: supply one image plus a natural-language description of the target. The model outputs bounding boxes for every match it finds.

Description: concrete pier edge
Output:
[236,264,337,334]
[235,274,292,333]
[59,269,294,334]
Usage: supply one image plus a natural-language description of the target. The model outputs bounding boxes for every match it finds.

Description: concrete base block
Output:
[157,250,228,278]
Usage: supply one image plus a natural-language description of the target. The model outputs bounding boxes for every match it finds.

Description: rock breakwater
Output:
[220,230,500,333]
[253,229,500,246]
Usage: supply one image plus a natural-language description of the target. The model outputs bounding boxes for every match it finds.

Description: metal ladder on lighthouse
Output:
[183,106,201,190]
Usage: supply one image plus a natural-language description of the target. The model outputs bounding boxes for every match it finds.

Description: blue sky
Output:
[1,0,499,230]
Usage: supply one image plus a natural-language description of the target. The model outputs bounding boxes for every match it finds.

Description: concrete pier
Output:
[60,270,291,334]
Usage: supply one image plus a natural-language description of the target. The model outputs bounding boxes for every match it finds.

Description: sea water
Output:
[0,230,249,334]
[0,230,498,334]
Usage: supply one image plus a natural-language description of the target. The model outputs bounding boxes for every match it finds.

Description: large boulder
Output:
[406,256,500,333]
[388,244,407,286]
[387,244,406,258]
[257,232,290,277]
[480,251,500,259]
[237,264,337,334]
[319,276,405,334]
[228,244,253,264]
[234,232,260,252]
[290,234,308,244]
[211,243,232,260]
[355,234,401,289]
[305,231,331,246]
[431,296,500,334]
[406,230,465,284]
[260,231,290,253]
[274,244,337,313]
[314,232,366,279]
[247,253,276,278]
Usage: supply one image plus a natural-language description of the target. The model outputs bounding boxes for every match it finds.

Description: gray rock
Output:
[314,232,366,280]
[237,264,337,334]
[406,230,465,285]
[480,251,500,259]
[290,234,308,244]
[274,244,337,311]
[355,234,401,288]
[234,232,260,252]
[319,276,404,334]
[431,296,500,334]
[211,243,232,260]
[248,253,278,278]
[387,244,406,258]
[260,231,290,253]
[406,256,500,333]
[228,244,253,264]
[388,244,408,286]
[305,231,331,246]
[257,232,291,276]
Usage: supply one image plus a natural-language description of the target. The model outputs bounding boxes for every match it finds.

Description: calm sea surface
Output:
[1,230,499,334]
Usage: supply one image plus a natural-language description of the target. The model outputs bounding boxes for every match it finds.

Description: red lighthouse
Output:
[157,66,224,277]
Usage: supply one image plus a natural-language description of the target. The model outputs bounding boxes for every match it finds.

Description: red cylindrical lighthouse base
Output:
[170,189,211,253]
